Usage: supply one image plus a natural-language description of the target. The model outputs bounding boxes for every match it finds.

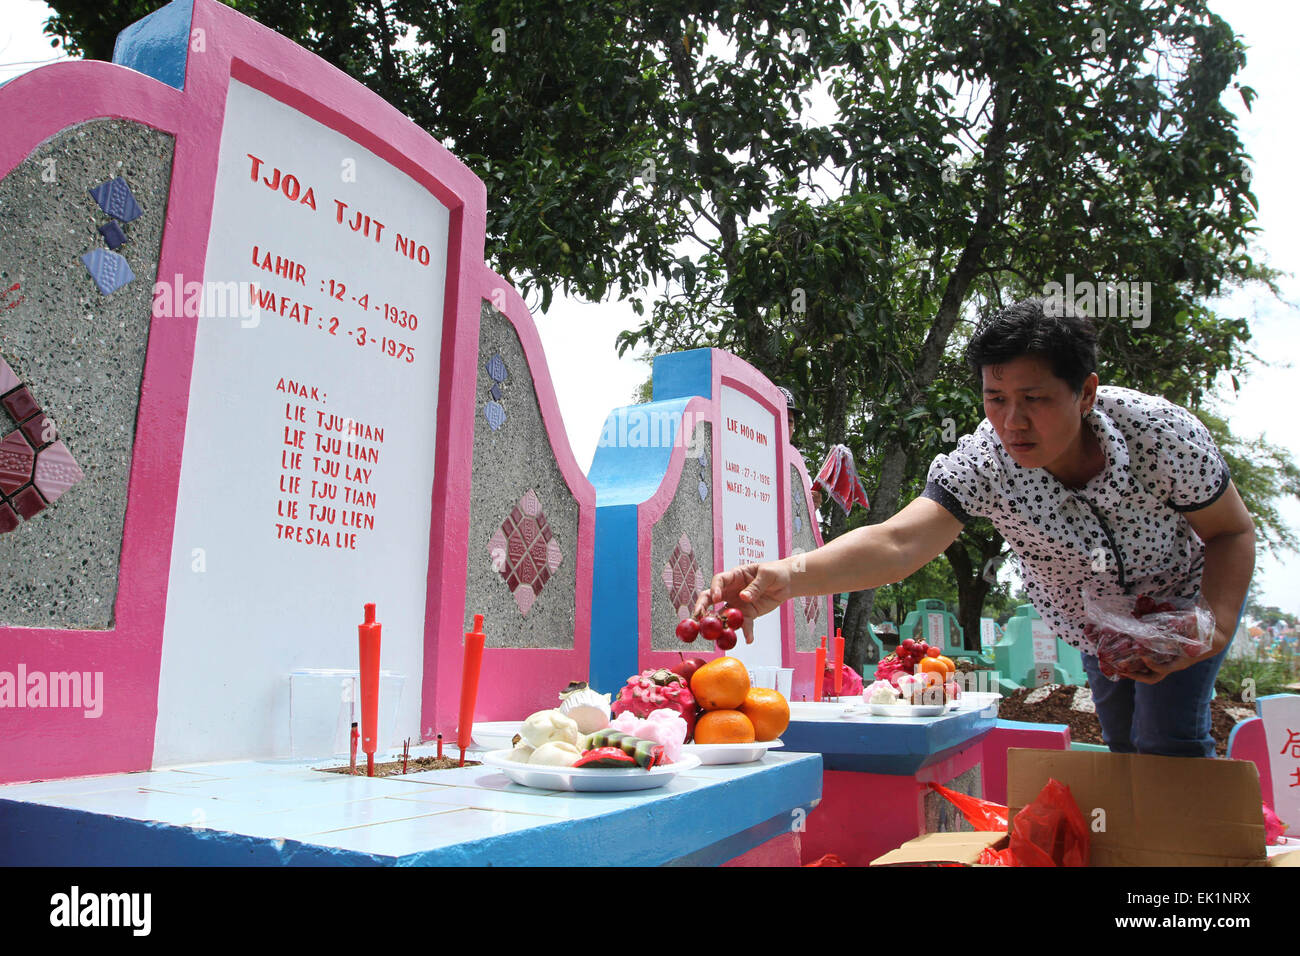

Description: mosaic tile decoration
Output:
[0,353,84,533]
[487,489,564,615]
[80,248,135,296]
[88,175,143,223]
[98,220,128,250]
[794,514,802,533]
[661,533,707,618]
[800,594,820,627]
[482,354,508,432]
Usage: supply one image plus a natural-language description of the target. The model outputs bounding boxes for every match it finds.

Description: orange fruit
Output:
[690,657,751,710]
[919,658,948,676]
[937,655,956,674]
[694,709,756,744]
[740,687,790,741]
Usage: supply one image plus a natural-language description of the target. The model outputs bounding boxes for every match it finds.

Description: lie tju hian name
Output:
[0,665,103,718]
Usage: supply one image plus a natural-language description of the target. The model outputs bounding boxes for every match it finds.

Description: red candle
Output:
[458,614,486,766]
[358,603,382,776]
[834,630,845,697]
[813,646,825,702]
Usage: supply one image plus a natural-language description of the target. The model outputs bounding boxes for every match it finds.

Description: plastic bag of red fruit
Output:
[1081,589,1216,681]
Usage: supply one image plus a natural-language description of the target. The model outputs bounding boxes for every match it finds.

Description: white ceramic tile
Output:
[137,773,437,812]
[199,797,455,839]
[19,787,238,827]
[394,765,530,791]
[0,770,225,800]
[301,807,554,857]
[387,785,583,817]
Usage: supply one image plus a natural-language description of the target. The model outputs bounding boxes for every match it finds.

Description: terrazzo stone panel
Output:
[923,763,983,834]
[650,421,713,651]
[465,301,578,648]
[791,464,821,652]
[0,119,172,628]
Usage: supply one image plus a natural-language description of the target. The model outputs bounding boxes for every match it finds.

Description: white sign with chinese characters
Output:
[1259,694,1300,838]
[926,612,945,646]
[1031,619,1058,688]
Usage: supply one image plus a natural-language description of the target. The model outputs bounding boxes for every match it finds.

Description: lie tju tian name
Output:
[0,665,103,718]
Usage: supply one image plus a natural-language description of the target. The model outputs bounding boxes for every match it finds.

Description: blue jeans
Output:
[1081,637,1233,758]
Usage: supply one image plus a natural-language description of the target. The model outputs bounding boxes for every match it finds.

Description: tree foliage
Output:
[39,0,1297,658]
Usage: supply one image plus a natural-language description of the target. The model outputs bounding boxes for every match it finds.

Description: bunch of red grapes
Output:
[676,606,744,651]
[1086,594,1211,679]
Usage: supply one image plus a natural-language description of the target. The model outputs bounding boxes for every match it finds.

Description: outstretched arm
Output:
[693,497,965,642]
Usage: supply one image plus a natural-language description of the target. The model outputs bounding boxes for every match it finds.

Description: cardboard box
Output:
[871,748,1300,867]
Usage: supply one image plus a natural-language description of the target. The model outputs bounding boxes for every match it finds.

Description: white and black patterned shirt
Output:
[922,386,1231,656]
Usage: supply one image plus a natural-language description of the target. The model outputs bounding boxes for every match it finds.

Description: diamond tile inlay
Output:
[0,350,86,533]
[800,595,820,627]
[0,356,18,395]
[11,485,46,519]
[488,489,563,615]
[98,220,128,250]
[484,401,506,431]
[0,431,34,495]
[486,353,508,383]
[33,441,85,504]
[81,249,135,296]
[88,176,143,223]
[3,386,39,423]
[661,533,706,616]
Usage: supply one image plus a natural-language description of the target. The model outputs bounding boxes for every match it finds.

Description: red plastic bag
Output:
[813,444,870,515]
[1007,778,1090,867]
[927,782,1009,832]
[1082,588,1215,681]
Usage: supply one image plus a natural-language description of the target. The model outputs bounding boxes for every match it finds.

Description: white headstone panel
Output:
[153,78,450,763]
[718,385,781,669]
[1259,694,1300,838]
[926,612,944,645]
[1030,619,1058,688]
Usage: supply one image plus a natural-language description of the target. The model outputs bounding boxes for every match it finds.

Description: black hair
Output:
[965,297,1097,394]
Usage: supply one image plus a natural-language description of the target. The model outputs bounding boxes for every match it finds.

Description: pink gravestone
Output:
[0,0,593,782]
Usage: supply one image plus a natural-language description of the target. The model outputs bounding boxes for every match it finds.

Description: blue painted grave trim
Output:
[651,348,712,402]
[590,503,639,693]
[0,755,823,867]
[587,398,694,506]
[113,0,195,92]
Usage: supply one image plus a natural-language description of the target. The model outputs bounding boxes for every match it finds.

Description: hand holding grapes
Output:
[692,561,792,644]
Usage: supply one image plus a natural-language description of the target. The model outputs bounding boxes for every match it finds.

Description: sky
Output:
[2,0,1296,615]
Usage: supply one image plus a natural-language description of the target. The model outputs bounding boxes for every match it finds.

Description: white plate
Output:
[469,721,526,751]
[866,702,951,717]
[481,750,702,792]
[682,739,784,765]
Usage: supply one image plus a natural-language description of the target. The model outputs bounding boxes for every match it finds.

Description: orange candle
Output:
[358,603,382,776]
[834,629,845,697]
[458,614,486,766]
[813,646,825,702]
